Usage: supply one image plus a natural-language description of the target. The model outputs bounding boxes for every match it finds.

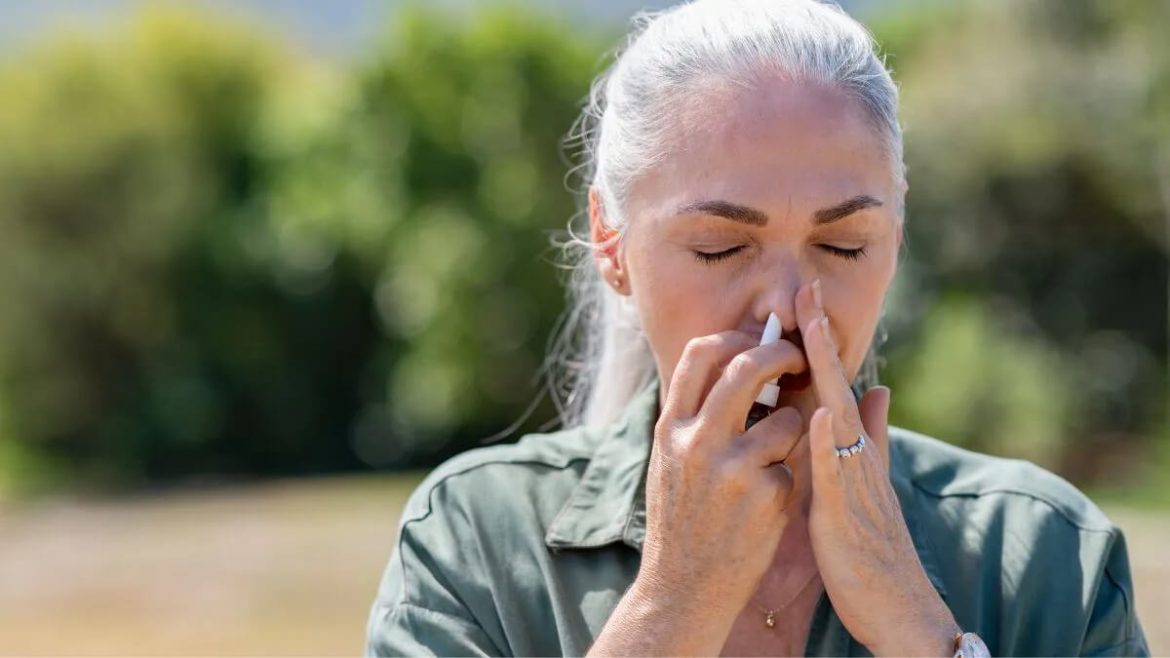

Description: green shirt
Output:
[365,377,1149,656]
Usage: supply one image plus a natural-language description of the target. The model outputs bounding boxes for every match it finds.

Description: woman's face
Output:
[593,78,904,417]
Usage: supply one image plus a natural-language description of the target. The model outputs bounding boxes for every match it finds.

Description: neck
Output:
[757,506,819,598]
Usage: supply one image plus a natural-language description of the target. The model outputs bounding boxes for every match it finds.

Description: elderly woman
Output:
[365,1,1149,656]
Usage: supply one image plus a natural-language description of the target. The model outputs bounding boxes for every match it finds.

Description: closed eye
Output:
[695,244,867,264]
[819,245,867,261]
[693,246,745,264]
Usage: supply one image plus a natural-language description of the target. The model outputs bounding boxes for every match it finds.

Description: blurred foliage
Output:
[892,295,1072,466]
[277,7,602,471]
[0,6,603,493]
[877,0,1169,485]
[0,1,1165,496]
[0,10,387,492]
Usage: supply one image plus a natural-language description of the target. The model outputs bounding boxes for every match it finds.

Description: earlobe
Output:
[601,255,631,296]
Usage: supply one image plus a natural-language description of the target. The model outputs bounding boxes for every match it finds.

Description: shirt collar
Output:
[544,377,658,552]
[542,376,949,599]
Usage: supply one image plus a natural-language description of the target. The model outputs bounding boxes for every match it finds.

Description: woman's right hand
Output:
[635,330,810,628]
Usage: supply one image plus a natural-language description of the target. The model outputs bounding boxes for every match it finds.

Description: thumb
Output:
[858,385,891,457]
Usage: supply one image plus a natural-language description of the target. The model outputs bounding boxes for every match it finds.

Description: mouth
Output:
[778,370,811,392]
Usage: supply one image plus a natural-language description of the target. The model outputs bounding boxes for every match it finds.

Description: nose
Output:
[752,269,805,338]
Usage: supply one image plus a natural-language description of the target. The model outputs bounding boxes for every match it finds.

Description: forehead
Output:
[628,77,893,222]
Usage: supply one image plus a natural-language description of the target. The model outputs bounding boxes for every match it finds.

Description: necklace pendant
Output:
[765,610,776,628]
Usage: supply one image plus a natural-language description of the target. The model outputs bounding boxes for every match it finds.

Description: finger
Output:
[766,461,796,509]
[808,407,840,496]
[701,338,809,433]
[857,385,891,461]
[805,315,863,446]
[799,283,865,448]
[664,331,758,420]
[739,406,803,466]
[794,278,822,348]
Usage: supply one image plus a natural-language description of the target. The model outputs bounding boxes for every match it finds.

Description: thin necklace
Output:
[747,570,821,629]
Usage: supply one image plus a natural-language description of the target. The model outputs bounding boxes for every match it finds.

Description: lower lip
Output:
[777,370,811,392]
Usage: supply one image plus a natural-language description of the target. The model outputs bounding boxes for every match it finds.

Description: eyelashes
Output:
[692,245,868,264]
[692,246,746,264]
[818,245,868,261]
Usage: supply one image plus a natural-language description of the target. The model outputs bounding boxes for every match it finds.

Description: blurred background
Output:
[0,0,1166,654]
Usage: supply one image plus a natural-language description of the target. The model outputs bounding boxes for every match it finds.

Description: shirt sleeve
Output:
[1078,527,1150,657]
[366,601,502,657]
[364,480,507,657]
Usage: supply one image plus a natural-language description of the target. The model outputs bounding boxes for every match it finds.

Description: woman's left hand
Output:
[796,279,961,657]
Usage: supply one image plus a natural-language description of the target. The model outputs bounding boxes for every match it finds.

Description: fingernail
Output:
[821,315,832,341]
[812,279,823,310]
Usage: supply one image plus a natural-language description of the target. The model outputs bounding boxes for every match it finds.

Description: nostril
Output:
[783,329,805,351]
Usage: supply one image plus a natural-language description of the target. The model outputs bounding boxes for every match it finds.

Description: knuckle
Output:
[761,341,806,378]
[770,462,794,491]
[672,418,711,460]
[686,414,719,444]
[716,459,751,494]
[773,338,801,359]
[683,331,752,366]
[655,415,692,450]
[770,406,803,435]
[679,336,714,368]
[687,334,719,353]
[653,415,677,441]
[684,333,729,359]
[764,469,793,509]
[724,352,760,381]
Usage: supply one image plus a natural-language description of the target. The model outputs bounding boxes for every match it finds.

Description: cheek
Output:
[628,249,738,367]
[824,262,892,375]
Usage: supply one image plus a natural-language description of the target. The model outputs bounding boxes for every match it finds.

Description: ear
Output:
[588,188,630,295]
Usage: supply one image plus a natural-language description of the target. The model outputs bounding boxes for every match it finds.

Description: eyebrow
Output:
[674,194,883,226]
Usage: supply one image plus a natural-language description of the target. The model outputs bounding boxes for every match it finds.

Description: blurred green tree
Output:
[0,5,606,493]
[0,10,385,491]
[271,6,604,467]
[875,0,1168,483]
[0,1,1164,497]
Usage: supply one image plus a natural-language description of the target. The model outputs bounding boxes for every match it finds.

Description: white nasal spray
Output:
[754,312,782,407]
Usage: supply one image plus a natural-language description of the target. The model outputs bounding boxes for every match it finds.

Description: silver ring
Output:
[835,433,866,458]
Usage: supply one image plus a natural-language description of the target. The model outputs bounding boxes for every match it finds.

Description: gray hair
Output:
[544,0,904,432]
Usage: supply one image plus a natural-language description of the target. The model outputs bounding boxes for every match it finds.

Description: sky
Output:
[0,0,891,60]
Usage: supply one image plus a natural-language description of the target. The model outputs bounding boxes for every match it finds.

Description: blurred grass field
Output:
[0,474,1166,655]
[0,475,418,656]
